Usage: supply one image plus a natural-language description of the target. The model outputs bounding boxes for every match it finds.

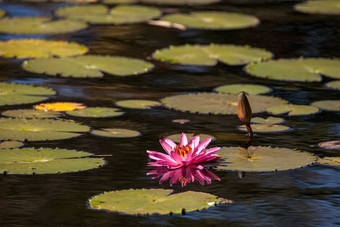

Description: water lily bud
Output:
[237,92,252,124]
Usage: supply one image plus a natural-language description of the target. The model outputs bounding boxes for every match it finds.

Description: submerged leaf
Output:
[139,0,220,5]
[0,141,24,149]
[35,102,86,112]
[0,9,5,18]
[2,109,62,119]
[238,124,291,133]
[91,128,141,138]
[311,100,340,111]
[66,107,125,118]
[251,116,285,124]
[266,104,319,116]
[214,84,271,95]
[115,99,162,109]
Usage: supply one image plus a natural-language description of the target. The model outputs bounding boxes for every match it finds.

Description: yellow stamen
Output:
[173,144,192,158]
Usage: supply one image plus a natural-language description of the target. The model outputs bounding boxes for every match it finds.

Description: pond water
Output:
[0,0,340,226]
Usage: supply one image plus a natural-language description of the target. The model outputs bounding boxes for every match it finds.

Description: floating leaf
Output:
[115,99,162,109]
[0,17,87,34]
[161,12,259,30]
[214,84,271,95]
[2,109,62,119]
[311,100,340,111]
[325,80,340,90]
[0,9,5,18]
[66,107,125,118]
[318,140,340,150]
[245,58,340,82]
[294,0,340,15]
[89,188,229,215]
[251,116,285,124]
[0,141,24,149]
[0,118,90,141]
[34,102,86,112]
[165,133,215,142]
[266,104,319,116]
[0,147,105,174]
[103,0,137,4]
[217,146,316,172]
[0,82,55,106]
[23,55,153,78]
[0,39,88,59]
[317,157,340,166]
[139,0,220,5]
[238,124,291,133]
[161,93,287,115]
[91,128,141,138]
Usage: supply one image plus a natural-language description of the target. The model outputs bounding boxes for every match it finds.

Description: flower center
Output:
[173,144,192,158]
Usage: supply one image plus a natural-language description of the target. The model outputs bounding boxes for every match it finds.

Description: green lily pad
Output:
[153,44,272,66]
[139,0,220,5]
[23,55,153,78]
[165,133,215,142]
[238,124,291,133]
[161,11,259,30]
[317,157,340,166]
[266,104,319,116]
[0,82,56,106]
[319,140,340,150]
[0,39,88,59]
[0,147,105,174]
[161,93,287,115]
[115,99,162,109]
[103,0,137,4]
[217,146,316,172]
[89,188,229,215]
[325,80,340,90]
[2,109,62,119]
[0,141,24,149]
[91,128,141,138]
[245,58,340,82]
[66,107,125,118]
[214,84,271,95]
[294,0,340,16]
[0,17,87,35]
[56,4,161,24]
[251,117,285,124]
[311,100,340,111]
[0,118,90,141]
[0,9,5,18]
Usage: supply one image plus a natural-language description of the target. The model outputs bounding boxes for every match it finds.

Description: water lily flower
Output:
[147,133,221,170]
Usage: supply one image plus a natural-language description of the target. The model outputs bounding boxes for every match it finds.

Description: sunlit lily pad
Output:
[0,141,24,149]
[0,82,56,106]
[89,188,229,215]
[66,107,125,118]
[161,11,259,30]
[214,84,271,95]
[0,17,87,34]
[245,58,340,82]
[56,4,161,24]
[251,117,285,124]
[266,104,319,116]
[0,9,5,18]
[161,93,287,115]
[294,0,340,16]
[35,102,86,112]
[325,80,340,90]
[23,55,153,78]
[115,100,162,109]
[311,100,340,111]
[0,39,88,59]
[319,140,340,150]
[217,146,316,172]
[91,128,141,138]
[139,0,220,5]
[2,109,62,119]
[238,124,291,133]
[165,133,215,142]
[0,118,90,141]
[317,157,340,166]
[0,147,105,174]
[103,0,137,4]
[153,44,272,66]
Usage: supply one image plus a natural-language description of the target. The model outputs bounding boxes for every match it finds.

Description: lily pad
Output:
[153,44,272,66]
[0,39,88,59]
[161,11,259,30]
[161,93,287,115]
[103,0,137,4]
[0,141,24,149]
[115,100,162,109]
[0,147,105,174]
[0,82,56,106]
[0,17,87,34]
[251,117,285,124]
[319,140,340,150]
[165,133,215,142]
[325,80,340,90]
[56,4,161,24]
[238,124,291,133]
[266,104,319,116]
[88,188,229,215]
[35,102,86,112]
[294,0,340,16]
[217,146,316,172]
[2,109,62,119]
[23,55,153,78]
[311,100,340,111]
[214,84,271,95]
[91,128,141,138]
[139,0,220,5]
[245,58,340,82]
[0,9,5,18]
[0,118,90,141]
[66,107,125,118]
[317,157,340,166]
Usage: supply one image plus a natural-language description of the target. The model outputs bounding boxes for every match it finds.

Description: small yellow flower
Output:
[35,102,86,112]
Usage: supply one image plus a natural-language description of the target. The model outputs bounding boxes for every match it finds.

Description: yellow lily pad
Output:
[325,80,340,90]
[294,0,340,16]
[2,109,62,119]
[317,157,340,166]
[66,107,125,118]
[266,104,319,116]
[34,102,86,112]
[0,141,24,149]
[214,84,271,95]
[251,117,285,124]
[165,133,215,142]
[238,124,291,133]
[139,0,220,5]
[0,9,5,18]
[91,128,141,138]
[115,99,162,109]
[103,0,137,4]
[311,100,340,111]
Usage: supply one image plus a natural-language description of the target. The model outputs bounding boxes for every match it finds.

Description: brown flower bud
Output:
[237,92,252,125]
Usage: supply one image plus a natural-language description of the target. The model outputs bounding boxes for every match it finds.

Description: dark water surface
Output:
[0,1,340,226]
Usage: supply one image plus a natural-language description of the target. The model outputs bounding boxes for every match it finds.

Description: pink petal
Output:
[204,147,221,155]
[163,138,176,149]
[193,138,211,156]
[184,149,192,162]
[179,133,188,147]
[159,139,172,155]
[191,154,220,164]
[188,136,200,151]
[170,151,184,164]
[147,150,179,166]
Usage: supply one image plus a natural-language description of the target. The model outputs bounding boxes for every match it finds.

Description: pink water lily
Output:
[147,133,221,170]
